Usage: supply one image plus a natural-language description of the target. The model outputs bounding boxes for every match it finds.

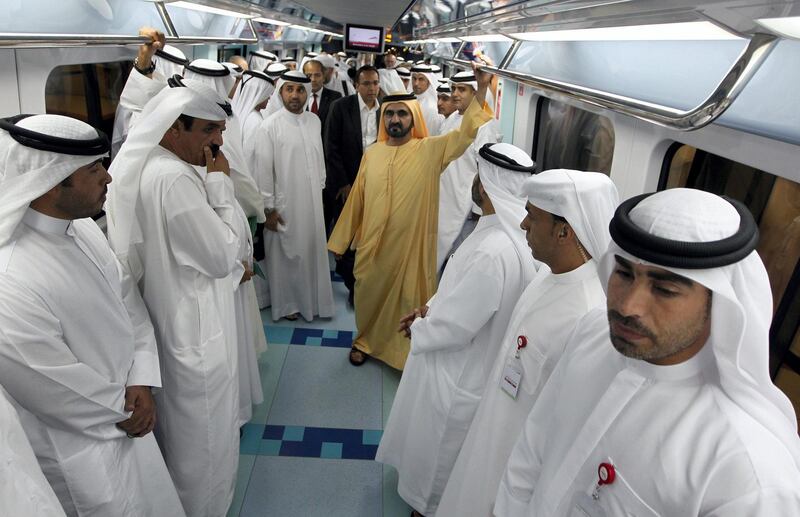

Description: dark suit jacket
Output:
[310,87,342,133]
[322,94,379,192]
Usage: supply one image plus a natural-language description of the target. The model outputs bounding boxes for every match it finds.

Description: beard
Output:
[387,123,411,138]
[607,300,710,362]
[471,177,482,206]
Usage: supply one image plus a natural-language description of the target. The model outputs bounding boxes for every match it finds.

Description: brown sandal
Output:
[284,313,300,321]
[349,346,368,366]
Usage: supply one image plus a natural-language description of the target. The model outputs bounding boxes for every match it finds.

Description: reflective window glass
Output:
[45,60,132,155]
[1,0,165,35]
[165,5,255,39]
[534,98,614,174]
[457,41,512,67]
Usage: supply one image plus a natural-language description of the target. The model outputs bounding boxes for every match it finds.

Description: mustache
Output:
[608,309,656,340]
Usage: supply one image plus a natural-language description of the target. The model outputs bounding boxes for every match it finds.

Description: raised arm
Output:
[428,64,494,170]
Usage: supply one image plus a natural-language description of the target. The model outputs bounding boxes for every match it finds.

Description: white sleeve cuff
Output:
[126,351,162,389]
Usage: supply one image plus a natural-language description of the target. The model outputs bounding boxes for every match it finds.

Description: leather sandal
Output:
[349,346,368,366]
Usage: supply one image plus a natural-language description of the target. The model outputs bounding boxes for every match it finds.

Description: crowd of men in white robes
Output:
[0,26,356,517]
[2,23,800,517]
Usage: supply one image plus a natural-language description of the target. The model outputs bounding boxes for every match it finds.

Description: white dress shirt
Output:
[358,93,379,150]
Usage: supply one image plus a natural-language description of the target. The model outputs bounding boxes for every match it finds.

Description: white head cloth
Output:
[262,70,312,119]
[377,69,404,95]
[449,70,478,91]
[231,71,275,128]
[477,143,540,281]
[221,62,243,96]
[106,83,229,280]
[265,62,288,81]
[249,50,277,72]
[523,169,619,259]
[0,115,107,247]
[599,188,800,469]
[411,64,439,111]
[183,59,231,98]
[153,45,187,78]
[316,54,335,70]
[430,64,443,80]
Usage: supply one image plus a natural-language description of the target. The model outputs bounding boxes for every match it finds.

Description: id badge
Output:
[500,357,523,399]
[570,493,608,517]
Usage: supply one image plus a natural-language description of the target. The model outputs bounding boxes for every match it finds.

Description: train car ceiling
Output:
[401,0,800,145]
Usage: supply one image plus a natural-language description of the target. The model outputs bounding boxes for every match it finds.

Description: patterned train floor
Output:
[229,275,412,517]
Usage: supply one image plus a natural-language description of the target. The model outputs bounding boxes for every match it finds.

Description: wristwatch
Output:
[134,57,156,75]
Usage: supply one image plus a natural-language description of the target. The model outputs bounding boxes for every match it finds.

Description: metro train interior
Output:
[2,0,800,516]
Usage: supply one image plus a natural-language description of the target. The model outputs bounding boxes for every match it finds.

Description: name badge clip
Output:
[592,462,615,500]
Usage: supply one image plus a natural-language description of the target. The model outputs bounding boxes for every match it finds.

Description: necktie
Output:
[311,93,319,115]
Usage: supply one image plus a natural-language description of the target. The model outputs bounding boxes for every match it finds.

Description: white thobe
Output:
[241,109,266,175]
[326,71,355,97]
[419,88,445,136]
[437,261,605,517]
[0,385,66,517]
[437,117,500,272]
[376,215,528,515]
[254,109,335,321]
[224,115,267,223]
[112,69,167,157]
[231,201,266,427]
[0,209,184,517]
[495,309,800,516]
[135,146,241,517]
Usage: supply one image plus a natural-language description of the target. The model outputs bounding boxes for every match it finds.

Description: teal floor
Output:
[227,273,412,517]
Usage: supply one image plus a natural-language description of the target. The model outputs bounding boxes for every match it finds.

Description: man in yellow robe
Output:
[328,66,493,370]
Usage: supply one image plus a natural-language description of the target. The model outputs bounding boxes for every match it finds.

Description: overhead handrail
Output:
[0,34,258,48]
[443,32,778,131]
[0,0,258,48]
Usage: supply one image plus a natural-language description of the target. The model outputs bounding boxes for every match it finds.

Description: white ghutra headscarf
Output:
[0,115,109,247]
[106,82,230,280]
[601,188,800,470]
[476,143,540,282]
[523,169,619,260]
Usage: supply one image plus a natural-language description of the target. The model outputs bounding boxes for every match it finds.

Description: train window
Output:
[165,4,255,40]
[458,41,512,67]
[533,98,614,174]
[45,61,133,148]
[661,143,800,425]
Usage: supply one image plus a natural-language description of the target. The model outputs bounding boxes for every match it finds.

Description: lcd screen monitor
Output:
[345,24,385,54]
